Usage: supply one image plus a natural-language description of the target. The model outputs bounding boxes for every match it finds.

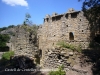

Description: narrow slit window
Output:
[47,18,49,22]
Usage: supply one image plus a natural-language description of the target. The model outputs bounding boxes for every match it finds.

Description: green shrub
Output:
[0,27,7,32]
[49,65,66,75]
[76,44,82,53]
[69,44,75,51]
[57,41,82,52]
[57,41,75,50]
[2,51,14,60]
[57,41,69,48]
[0,34,10,47]
[21,24,38,35]
[0,51,14,66]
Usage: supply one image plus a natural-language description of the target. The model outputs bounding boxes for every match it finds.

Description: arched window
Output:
[69,32,74,40]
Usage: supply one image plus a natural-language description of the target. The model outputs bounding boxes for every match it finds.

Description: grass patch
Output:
[57,41,82,52]
[49,65,66,75]
[0,51,14,66]
[2,51,14,60]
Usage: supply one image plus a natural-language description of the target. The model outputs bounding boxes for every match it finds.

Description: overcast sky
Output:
[0,0,84,27]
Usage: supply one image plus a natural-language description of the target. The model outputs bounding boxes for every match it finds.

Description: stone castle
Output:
[38,8,90,49]
[1,8,99,75]
[38,8,90,67]
[2,8,98,74]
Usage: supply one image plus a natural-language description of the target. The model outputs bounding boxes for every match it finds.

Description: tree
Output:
[0,34,10,47]
[0,25,15,32]
[8,25,15,28]
[0,27,7,32]
[79,0,100,43]
[23,13,32,26]
[78,1,100,75]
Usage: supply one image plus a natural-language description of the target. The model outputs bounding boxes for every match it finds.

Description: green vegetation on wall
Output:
[57,41,82,52]
[21,24,38,36]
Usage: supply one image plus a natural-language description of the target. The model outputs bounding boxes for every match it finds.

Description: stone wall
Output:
[38,8,90,68]
[42,47,92,75]
[1,25,39,60]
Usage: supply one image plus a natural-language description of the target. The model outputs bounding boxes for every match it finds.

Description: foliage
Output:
[78,1,100,74]
[0,34,10,47]
[0,51,14,66]
[77,44,82,53]
[57,41,82,52]
[22,13,38,36]
[0,25,15,32]
[0,27,7,32]
[57,41,68,48]
[32,24,38,34]
[8,25,15,28]
[49,65,66,75]
[23,13,32,26]
[79,0,100,40]
[21,24,38,35]
[2,51,14,60]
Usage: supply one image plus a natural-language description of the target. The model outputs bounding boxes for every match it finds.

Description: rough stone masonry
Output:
[38,8,91,68]
[1,25,39,61]
[0,8,95,75]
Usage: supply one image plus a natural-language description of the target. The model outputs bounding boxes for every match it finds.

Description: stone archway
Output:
[69,32,74,40]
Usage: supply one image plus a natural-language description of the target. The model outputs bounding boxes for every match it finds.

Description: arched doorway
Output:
[69,32,74,40]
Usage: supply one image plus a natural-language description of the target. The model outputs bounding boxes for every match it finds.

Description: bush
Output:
[57,41,82,52]
[0,51,14,66]
[2,51,14,60]
[57,41,69,48]
[57,41,75,50]
[76,44,82,53]
[0,34,10,47]
[0,27,7,32]
[49,65,66,75]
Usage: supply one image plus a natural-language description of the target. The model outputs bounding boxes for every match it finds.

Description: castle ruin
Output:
[38,8,91,68]
[1,8,99,75]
